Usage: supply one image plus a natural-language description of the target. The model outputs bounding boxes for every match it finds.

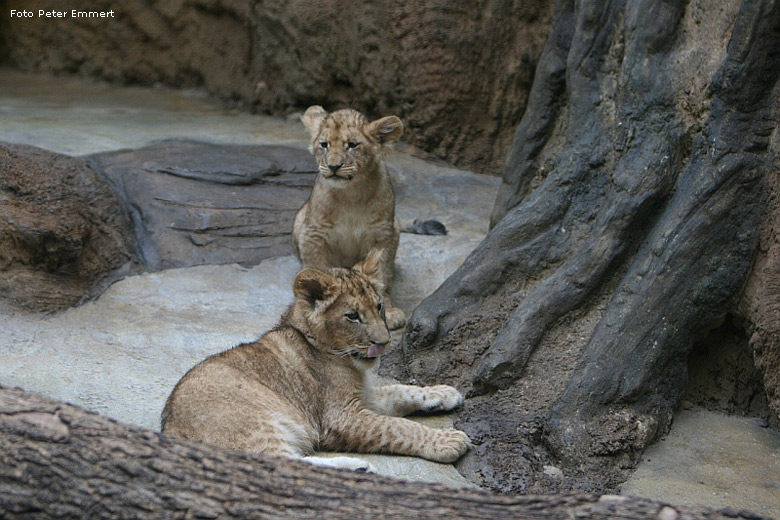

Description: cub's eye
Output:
[347,141,360,149]
[345,311,362,323]
[377,302,384,314]
[319,141,329,149]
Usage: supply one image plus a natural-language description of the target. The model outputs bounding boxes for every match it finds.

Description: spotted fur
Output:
[294,106,406,329]
[161,250,470,470]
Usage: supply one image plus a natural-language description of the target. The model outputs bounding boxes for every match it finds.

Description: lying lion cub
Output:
[162,249,470,471]
[294,106,445,331]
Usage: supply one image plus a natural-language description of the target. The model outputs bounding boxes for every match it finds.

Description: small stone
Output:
[598,495,627,503]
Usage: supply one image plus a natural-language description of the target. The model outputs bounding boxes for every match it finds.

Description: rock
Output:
[543,465,564,479]
[85,140,316,270]
[0,143,135,312]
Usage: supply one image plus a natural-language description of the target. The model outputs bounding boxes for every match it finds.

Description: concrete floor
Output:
[1,69,778,513]
[621,406,780,518]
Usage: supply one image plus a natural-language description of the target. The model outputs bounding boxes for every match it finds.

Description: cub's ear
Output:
[354,249,386,293]
[293,268,334,306]
[301,105,328,139]
[368,115,403,147]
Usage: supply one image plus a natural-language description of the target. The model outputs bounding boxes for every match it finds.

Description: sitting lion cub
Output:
[294,106,443,331]
[162,249,470,471]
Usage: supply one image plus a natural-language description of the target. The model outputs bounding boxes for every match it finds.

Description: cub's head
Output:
[292,249,391,361]
[301,105,403,184]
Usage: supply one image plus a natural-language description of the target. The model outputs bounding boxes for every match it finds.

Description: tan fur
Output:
[162,250,470,469]
[294,106,406,329]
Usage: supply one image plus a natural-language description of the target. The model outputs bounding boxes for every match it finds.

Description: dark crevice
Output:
[683,314,772,424]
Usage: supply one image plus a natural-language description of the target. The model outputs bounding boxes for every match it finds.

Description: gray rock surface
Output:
[86,141,317,269]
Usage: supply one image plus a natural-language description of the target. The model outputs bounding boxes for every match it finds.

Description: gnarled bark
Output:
[402,0,778,484]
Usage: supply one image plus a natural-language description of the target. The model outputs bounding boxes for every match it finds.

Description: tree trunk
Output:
[0,386,764,519]
[401,0,779,485]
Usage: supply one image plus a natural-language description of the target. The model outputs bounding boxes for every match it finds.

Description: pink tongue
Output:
[366,343,386,358]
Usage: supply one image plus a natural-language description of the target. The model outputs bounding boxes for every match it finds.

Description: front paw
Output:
[331,456,377,473]
[426,429,471,463]
[421,385,464,413]
[385,306,406,330]
[305,455,377,473]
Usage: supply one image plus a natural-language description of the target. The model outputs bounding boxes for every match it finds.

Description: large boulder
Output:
[85,141,316,270]
[0,143,135,312]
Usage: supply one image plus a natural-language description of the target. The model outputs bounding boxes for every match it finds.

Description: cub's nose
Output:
[328,162,343,173]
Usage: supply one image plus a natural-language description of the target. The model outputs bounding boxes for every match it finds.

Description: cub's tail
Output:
[400,219,447,236]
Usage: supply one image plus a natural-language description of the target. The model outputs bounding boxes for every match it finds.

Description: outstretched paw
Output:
[385,306,406,330]
[305,455,376,473]
[420,385,464,413]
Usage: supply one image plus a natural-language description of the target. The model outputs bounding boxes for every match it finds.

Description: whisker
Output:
[335,344,361,358]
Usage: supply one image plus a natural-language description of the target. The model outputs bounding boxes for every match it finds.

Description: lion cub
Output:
[294,106,414,330]
[162,249,470,471]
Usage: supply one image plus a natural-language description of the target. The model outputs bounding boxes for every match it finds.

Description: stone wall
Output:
[1,0,554,175]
